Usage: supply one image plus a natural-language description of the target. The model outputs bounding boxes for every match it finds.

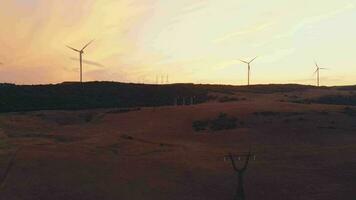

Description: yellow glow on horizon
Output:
[0,0,355,86]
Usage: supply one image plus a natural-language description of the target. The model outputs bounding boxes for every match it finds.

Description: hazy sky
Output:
[0,0,355,85]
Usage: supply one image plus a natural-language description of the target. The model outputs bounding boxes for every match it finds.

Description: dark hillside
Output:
[0,82,209,112]
[0,82,337,112]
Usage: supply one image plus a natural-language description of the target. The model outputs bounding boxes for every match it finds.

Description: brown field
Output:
[0,87,355,200]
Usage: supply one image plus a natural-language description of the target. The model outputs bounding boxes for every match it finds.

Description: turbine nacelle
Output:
[314,60,328,67]
[66,40,93,54]
[314,61,328,73]
[239,56,258,65]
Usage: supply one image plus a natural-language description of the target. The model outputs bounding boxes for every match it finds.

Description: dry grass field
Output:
[0,86,355,200]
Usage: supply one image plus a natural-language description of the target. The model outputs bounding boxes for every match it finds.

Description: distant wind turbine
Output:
[314,61,327,87]
[66,40,94,82]
[239,57,258,86]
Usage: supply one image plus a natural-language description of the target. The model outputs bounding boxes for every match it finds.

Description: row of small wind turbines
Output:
[66,40,327,87]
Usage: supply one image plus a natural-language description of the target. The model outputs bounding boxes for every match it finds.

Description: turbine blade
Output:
[249,56,258,63]
[66,45,80,52]
[81,40,94,51]
[239,59,249,64]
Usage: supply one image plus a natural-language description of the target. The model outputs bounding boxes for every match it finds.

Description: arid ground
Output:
[0,87,355,200]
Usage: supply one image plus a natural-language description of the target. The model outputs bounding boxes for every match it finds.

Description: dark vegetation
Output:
[35,112,102,125]
[253,111,303,117]
[0,82,319,113]
[202,84,314,94]
[5,82,356,113]
[2,130,79,143]
[218,96,246,103]
[106,107,141,114]
[0,82,209,112]
[335,85,356,91]
[342,107,356,117]
[0,139,9,149]
[193,113,238,131]
[294,94,356,106]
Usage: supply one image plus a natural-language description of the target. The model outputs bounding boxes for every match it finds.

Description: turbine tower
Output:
[314,61,327,87]
[239,57,258,86]
[66,40,94,82]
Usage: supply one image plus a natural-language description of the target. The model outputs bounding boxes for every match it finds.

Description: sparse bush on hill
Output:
[318,111,329,115]
[36,112,101,125]
[121,134,134,140]
[254,111,280,116]
[342,107,356,117]
[193,113,237,132]
[200,84,314,94]
[192,120,210,131]
[218,96,243,103]
[83,113,95,123]
[106,107,141,114]
[316,95,356,106]
[210,113,237,131]
[293,95,356,106]
[335,85,356,91]
[254,111,304,117]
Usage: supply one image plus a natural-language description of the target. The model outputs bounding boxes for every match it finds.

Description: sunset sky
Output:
[0,0,355,85]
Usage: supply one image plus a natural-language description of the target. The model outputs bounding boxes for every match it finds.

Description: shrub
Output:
[254,111,280,116]
[210,113,237,131]
[294,95,356,106]
[106,107,141,114]
[121,134,134,140]
[192,113,238,132]
[82,113,94,122]
[342,107,356,117]
[218,96,240,103]
[192,120,210,131]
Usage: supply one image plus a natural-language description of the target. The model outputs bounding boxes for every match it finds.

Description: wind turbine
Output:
[239,57,258,86]
[66,40,94,82]
[314,61,327,87]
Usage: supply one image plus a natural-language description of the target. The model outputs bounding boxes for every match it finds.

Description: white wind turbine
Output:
[314,61,328,87]
[66,40,94,82]
[239,57,258,86]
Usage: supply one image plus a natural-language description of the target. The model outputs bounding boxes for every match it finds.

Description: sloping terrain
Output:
[0,86,355,200]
